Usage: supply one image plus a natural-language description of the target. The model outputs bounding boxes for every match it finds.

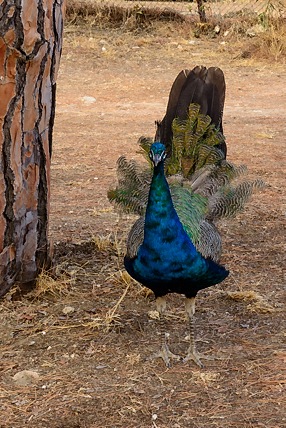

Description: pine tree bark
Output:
[196,0,207,23]
[0,0,65,296]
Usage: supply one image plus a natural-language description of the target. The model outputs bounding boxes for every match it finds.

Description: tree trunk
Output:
[196,0,207,23]
[0,0,65,296]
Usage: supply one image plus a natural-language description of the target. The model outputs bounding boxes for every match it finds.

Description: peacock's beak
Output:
[153,154,161,167]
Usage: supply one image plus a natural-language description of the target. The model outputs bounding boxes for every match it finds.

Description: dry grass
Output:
[65,0,286,63]
[225,290,276,313]
[31,269,74,298]
[250,20,286,61]
[66,0,186,30]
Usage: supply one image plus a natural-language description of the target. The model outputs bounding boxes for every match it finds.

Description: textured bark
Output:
[0,0,65,296]
[196,0,207,23]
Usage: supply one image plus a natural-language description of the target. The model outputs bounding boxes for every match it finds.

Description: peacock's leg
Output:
[183,297,203,367]
[151,296,181,367]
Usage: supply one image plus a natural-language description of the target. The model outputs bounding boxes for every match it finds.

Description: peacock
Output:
[108,65,264,367]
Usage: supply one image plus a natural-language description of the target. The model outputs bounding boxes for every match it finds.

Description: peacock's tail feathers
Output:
[168,104,226,177]
[137,136,154,164]
[107,155,150,215]
[108,109,264,222]
[107,188,147,216]
[137,105,226,179]
[116,156,149,188]
[207,179,265,220]
[188,162,248,197]
[108,100,264,242]
[195,144,225,171]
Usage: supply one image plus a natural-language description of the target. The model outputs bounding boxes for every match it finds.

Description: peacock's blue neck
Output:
[145,162,175,225]
[143,161,198,257]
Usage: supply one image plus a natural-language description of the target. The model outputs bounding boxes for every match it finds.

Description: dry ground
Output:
[0,24,285,427]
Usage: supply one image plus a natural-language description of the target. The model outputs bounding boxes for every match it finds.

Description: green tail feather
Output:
[167,104,226,177]
[108,103,264,241]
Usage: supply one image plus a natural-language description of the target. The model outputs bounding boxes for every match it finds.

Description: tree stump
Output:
[0,0,65,296]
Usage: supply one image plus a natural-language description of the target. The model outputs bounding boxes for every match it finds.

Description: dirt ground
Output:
[0,25,285,427]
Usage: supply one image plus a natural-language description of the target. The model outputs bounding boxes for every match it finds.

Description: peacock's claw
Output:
[183,348,204,367]
[183,348,215,367]
[149,343,182,367]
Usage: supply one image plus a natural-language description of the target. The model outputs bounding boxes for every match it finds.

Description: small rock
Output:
[96,364,107,369]
[214,25,220,34]
[148,310,160,320]
[62,306,75,315]
[81,96,96,105]
[13,370,40,386]
[246,24,265,37]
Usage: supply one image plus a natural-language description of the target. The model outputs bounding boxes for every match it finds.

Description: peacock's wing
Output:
[126,216,145,259]
[170,184,222,262]
[170,184,207,244]
[170,168,264,261]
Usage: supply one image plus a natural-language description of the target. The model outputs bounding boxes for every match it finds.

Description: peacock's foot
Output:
[149,342,182,367]
[183,348,216,367]
[183,347,204,368]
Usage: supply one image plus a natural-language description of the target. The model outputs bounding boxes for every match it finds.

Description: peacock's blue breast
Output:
[124,207,229,296]
[138,217,204,277]
[124,158,229,297]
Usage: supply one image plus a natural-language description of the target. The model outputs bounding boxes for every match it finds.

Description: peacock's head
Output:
[149,142,167,167]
